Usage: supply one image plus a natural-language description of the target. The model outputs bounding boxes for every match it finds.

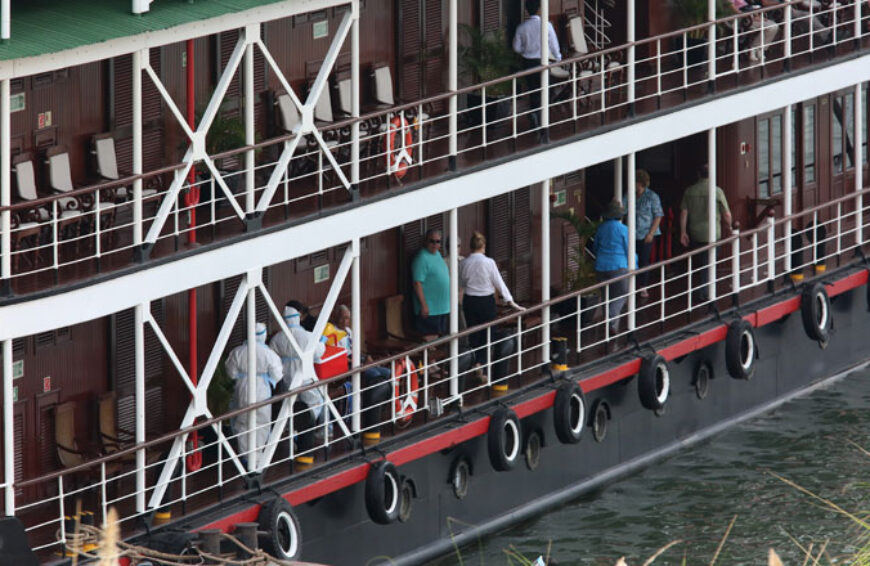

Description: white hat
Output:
[255,322,267,343]
[283,306,300,319]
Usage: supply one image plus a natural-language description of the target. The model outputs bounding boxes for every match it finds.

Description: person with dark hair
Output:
[680,165,733,302]
[286,299,316,332]
[459,231,522,381]
[512,0,561,129]
[630,169,663,299]
[411,228,450,339]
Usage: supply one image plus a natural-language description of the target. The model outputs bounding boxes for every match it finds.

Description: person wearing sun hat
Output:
[593,200,632,339]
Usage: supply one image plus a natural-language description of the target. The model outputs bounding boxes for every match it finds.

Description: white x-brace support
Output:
[147,243,358,509]
[142,9,357,246]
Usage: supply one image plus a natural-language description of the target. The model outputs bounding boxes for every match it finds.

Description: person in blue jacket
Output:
[594,200,633,337]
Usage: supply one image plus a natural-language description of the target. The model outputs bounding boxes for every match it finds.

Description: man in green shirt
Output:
[680,166,733,301]
[412,229,450,339]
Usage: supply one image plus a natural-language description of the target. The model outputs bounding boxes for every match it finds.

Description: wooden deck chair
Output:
[276,91,339,178]
[98,392,162,465]
[371,64,430,130]
[336,77,373,158]
[566,15,600,100]
[92,133,159,203]
[48,146,109,249]
[9,212,41,272]
[55,402,121,492]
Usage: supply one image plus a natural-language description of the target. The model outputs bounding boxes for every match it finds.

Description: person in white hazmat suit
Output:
[225,322,283,461]
[270,304,327,452]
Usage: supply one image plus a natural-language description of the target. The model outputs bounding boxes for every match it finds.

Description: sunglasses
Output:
[429,239,442,244]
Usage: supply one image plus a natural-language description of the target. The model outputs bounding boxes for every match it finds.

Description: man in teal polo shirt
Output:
[412,229,450,339]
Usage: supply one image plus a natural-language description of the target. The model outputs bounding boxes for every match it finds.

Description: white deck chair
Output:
[372,65,430,129]
[48,148,107,244]
[567,15,609,99]
[93,134,158,202]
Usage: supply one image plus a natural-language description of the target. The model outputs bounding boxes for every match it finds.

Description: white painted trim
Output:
[2,59,870,340]
[0,0,347,80]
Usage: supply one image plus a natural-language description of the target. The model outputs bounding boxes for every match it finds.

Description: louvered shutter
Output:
[222,270,271,349]
[488,194,512,292]
[481,0,502,32]
[112,51,164,173]
[13,408,24,497]
[399,0,423,103]
[423,0,445,111]
[219,30,242,99]
[513,187,532,302]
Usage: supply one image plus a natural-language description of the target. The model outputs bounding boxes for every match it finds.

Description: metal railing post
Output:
[351,238,361,433]
[541,180,551,364]
[1,78,9,292]
[134,303,146,513]
[449,208,459,399]
[3,339,13,515]
[731,228,741,297]
[133,49,144,249]
[767,216,776,282]
[448,0,458,169]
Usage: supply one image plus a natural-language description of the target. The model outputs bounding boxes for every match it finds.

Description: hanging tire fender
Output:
[365,460,401,524]
[801,282,832,344]
[257,497,302,561]
[725,319,757,380]
[487,408,522,472]
[638,354,670,411]
[553,381,586,444]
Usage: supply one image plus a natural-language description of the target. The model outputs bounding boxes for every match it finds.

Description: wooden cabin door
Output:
[828,90,857,223]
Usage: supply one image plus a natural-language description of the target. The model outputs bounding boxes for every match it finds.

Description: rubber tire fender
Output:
[725,319,757,380]
[553,381,586,444]
[365,460,401,524]
[801,282,831,343]
[257,497,302,561]
[487,407,522,472]
[638,354,670,411]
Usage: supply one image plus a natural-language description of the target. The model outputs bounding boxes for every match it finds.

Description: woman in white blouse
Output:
[459,232,523,366]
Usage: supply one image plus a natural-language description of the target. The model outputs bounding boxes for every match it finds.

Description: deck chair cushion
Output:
[95,137,120,180]
[314,85,334,123]
[277,94,301,133]
[374,66,394,106]
[569,16,589,56]
[48,152,74,193]
[15,161,38,201]
[337,78,352,115]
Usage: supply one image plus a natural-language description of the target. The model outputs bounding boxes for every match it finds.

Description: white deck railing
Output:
[1,0,866,291]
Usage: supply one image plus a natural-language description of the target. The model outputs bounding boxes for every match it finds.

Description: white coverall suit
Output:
[270,307,327,419]
[225,324,283,459]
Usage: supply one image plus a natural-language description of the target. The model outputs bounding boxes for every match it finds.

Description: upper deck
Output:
[0,0,869,328]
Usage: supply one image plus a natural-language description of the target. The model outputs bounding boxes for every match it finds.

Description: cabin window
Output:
[757,114,783,198]
[804,104,816,184]
[832,92,855,173]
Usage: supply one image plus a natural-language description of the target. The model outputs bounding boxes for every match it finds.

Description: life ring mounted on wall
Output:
[393,356,419,426]
[384,113,414,180]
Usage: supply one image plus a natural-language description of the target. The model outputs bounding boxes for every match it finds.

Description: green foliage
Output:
[551,209,599,293]
[207,358,235,417]
[458,25,520,97]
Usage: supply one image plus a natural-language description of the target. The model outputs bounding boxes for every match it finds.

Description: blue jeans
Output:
[596,268,628,333]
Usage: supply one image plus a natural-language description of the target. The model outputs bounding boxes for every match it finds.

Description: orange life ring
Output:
[384,115,414,180]
[393,357,419,424]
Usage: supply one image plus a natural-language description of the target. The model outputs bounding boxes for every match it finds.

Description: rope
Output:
[56,523,299,566]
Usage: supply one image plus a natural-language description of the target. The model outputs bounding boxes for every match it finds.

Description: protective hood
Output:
[283,306,301,326]
[255,322,267,344]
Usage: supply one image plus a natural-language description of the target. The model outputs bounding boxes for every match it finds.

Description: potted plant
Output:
[551,210,600,327]
[458,25,520,127]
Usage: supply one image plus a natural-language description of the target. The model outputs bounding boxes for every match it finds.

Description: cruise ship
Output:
[0,0,868,563]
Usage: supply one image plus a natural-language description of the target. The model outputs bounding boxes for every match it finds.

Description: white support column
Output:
[708,128,717,300]
[541,180,551,364]
[1,0,8,40]
[448,0,458,167]
[627,0,635,107]
[784,104,793,272]
[351,1,360,188]
[351,238,361,432]
[1,79,9,290]
[856,82,864,245]
[707,0,717,80]
[627,155,636,331]
[448,208,459,398]
[3,339,13,515]
[784,1,792,60]
[613,156,623,201]
[540,0,550,131]
[245,283,257,473]
[855,0,863,40]
[134,303,146,512]
[133,50,144,247]
[244,26,256,215]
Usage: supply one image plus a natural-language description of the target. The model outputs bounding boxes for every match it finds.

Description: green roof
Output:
[0,0,285,61]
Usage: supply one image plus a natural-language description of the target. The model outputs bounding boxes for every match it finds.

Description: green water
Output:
[431,368,870,565]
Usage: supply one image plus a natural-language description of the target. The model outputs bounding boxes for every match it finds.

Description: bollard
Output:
[294,455,314,471]
[491,383,509,397]
[234,522,259,559]
[152,509,172,527]
[551,337,568,372]
[362,431,381,446]
[198,528,222,563]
